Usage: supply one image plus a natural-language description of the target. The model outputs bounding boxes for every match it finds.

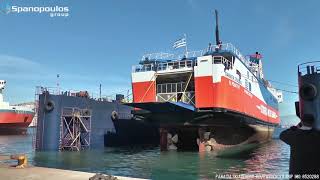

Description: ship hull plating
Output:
[0,111,33,134]
[36,93,159,151]
[104,118,159,147]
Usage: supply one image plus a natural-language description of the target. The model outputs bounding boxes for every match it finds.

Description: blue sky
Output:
[0,0,318,117]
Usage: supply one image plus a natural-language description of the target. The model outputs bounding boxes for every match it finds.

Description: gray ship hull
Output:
[36,93,158,151]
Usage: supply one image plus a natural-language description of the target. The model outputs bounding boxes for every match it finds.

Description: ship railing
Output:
[139,43,249,64]
[220,43,251,66]
[132,63,155,73]
[183,49,207,59]
[134,43,250,72]
[157,60,193,72]
[36,86,132,103]
[298,61,320,76]
[133,60,194,73]
[36,86,60,95]
[141,52,175,61]
[141,50,208,62]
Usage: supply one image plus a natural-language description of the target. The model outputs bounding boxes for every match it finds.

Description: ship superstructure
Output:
[131,44,282,123]
[127,11,283,152]
[0,80,34,134]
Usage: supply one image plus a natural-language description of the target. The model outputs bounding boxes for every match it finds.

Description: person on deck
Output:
[250,52,262,64]
[280,114,320,177]
[255,52,262,59]
[215,40,222,51]
[207,43,212,52]
[218,40,222,49]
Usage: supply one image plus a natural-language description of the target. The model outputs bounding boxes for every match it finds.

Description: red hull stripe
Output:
[132,81,156,102]
[195,76,280,124]
[0,112,34,127]
[194,76,214,107]
[132,76,280,124]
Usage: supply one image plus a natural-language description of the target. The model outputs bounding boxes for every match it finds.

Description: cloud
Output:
[0,54,129,83]
[0,55,51,80]
[0,54,131,103]
[0,55,41,68]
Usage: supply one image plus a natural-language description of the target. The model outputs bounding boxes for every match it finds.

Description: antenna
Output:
[99,84,102,101]
[215,10,220,45]
[56,74,60,94]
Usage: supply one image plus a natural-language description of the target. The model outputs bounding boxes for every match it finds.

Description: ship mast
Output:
[215,10,220,46]
[0,80,6,103]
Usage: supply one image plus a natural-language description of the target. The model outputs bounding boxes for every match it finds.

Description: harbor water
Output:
[0,128,291,180]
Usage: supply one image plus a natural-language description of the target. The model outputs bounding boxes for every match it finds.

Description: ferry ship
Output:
[0,80,34,134]
[127,11,283,152]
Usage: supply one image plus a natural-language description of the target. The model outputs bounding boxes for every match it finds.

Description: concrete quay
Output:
[0,165,148,180]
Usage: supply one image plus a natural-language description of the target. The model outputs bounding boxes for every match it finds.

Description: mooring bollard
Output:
[10,154,27,168]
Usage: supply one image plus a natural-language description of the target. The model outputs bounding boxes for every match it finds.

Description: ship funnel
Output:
[215,10,220,45]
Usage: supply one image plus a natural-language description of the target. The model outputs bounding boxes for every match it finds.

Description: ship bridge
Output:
[133,43,259,76]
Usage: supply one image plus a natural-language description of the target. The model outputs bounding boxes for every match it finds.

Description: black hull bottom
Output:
[104,102,277,153]
[132,107,278,127]
[131,108,276,153]
[158,123,274,152]
[104,118,160,147]
[0,127,28,135]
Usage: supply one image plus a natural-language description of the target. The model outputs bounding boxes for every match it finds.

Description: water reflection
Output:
[150,141,289,180]
[0,129,290,179]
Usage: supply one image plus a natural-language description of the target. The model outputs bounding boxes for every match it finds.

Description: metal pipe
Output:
[215,10,220,45]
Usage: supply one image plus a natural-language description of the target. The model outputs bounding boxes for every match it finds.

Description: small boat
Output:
[0,80,34,134]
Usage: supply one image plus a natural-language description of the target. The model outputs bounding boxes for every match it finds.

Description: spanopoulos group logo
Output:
[0,3,70,17]
[0,3,11,14]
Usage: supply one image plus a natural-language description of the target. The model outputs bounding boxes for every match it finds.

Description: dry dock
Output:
[0,165,148,180]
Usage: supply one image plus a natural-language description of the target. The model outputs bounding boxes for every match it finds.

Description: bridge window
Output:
[236,70,241,80]
[213,57,221,64]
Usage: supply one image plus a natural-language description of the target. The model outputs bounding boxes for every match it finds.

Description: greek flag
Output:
[173,37,186,49]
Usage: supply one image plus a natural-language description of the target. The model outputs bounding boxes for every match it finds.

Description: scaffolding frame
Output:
[59,107,92,151]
